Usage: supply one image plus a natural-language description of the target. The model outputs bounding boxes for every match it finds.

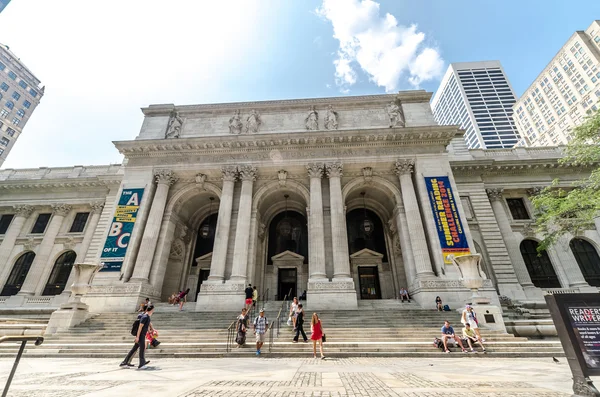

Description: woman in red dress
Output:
[310,313,325,359]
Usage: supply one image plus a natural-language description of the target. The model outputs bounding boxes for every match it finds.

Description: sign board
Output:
[546,293,600,377]
[99,188,144,272]
[424,176,470,264]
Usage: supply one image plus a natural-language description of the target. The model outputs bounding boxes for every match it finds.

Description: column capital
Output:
[51,203,72,216]
[486,188,504,201]
[221,165,238,182]
[306,163,324,179]
[238,165,257,182]
[89,202,105,214]
[155,169,177,186]
[394,159,414,175]
[13,204,34,218]
[527,187,544,197]
[325,162,343,178]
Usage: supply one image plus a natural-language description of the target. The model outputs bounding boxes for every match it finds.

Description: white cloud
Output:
[316,0,444,92]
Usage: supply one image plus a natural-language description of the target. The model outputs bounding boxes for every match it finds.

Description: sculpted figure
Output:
[246,109,261,133]
[229,110,243,134]
[305,106,319,130]
[165,110,184,138]
[387,101,405,128]
[324,105,338,130]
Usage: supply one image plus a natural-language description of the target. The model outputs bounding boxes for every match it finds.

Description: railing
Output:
[0,335,44,397]
[261,288,270,303]
[268,320,275,353]
[275,288,293,339]
[544,288,578,295]
[225,320,236,353]
[25,297,52,305]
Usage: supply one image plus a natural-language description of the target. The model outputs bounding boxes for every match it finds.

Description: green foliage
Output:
[530,109,600,251]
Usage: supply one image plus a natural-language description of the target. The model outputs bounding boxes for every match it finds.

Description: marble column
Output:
[131,170,177,282]
[230,165,257,282]
[394,159,435,278]
[0,205,34,290]
[486,188,535,288]
[394,206,416,285]
[207,166,237,281]
[326,162,352,279]
[307,163,327,279]
[19,204,72,296]
[62,202,105,296]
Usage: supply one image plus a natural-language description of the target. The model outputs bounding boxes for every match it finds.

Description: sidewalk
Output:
[0,356,580,396]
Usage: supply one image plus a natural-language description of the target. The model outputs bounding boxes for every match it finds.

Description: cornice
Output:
[141,91,432,117]
[0,178,122,190]
[451,159,598,175]
[114,125,460,158]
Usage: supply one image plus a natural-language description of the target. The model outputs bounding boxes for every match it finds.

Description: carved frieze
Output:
[246,110,261,133]
[228,110,243,134]
[305,106,319,130]
[278,170,288,187]
[324,105,338,130]
[23,237,37,251]
[195,173,207,189]
[362,167,373,184]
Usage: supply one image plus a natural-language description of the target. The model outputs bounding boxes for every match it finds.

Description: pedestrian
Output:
[245,284,253,310]
[461,305,486,342]
[253,308,269,356]
[177,288,190,311]
[121,305,154,369]
[137,298,151,313]
[310,313,325,359]
[289,297,299,329]
[462,322,485,352]
[252,286,258,308]
[236,308,249,347]
[293,303,308,343]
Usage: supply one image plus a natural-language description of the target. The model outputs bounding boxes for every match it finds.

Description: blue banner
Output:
[100,188,144,272]
[424,176,469,264]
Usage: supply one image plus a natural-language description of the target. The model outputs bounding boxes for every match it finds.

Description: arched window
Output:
[570,238,600,287]
[5,100,13,109]
[520,239,560,288]
[1,251,35,296]
[267,211,308,265]
[42,251,77,296]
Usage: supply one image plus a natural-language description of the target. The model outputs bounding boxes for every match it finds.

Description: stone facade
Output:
[0,92,598,313]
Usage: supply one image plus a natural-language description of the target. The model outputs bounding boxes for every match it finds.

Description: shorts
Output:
[255,333,266,343]
[467,320,479,329]
[245,298,253,305]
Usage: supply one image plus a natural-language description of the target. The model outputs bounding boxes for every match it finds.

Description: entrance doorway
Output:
[196,269,210,297]
[358,266,381,299]
[278,268,297,300]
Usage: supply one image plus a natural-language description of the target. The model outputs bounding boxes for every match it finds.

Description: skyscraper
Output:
[513,20,600,147]
[0,43,44,166]
[0,0,11,13]
[431,61,520,149]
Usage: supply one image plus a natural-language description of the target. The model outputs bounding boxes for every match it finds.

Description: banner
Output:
[99,188,145,272]
[424,176,469,264]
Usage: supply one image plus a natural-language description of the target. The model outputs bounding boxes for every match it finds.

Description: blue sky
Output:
[0,0,599,168]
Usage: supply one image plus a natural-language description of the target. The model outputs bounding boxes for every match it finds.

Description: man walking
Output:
[121,305,154,369]
[253,309,269,356]
[245,284,254,310]
[252,285,258,308]
[293,303,308,343]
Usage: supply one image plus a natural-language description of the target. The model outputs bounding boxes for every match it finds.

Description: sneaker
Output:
[304,340,309,343]
[292,340,298,343]
[444,350,450,353]
[462,349,468,353]
[119,362,134,367]
[138,360,150,369]
[481,339,486,342]
[321,356,326,360]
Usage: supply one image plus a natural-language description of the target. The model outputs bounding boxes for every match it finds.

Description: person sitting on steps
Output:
[399,287,410,302]
[441,320,467,353]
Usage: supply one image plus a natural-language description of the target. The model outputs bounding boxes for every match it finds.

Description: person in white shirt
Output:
[461,305,485,342]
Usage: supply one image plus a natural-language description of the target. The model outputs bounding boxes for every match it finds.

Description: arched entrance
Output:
[43,250,77,295]
[1,251,35,296]
[520,239,560,288]
[570,238,600,287]
[192,213,218,297]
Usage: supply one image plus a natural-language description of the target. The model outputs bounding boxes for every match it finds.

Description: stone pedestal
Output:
[471,304,507,333]
[307,279,357,310]
[195,281,245,312]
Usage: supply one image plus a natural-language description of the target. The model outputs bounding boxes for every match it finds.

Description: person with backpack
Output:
[121,305,154,369]
[253,309,269,356]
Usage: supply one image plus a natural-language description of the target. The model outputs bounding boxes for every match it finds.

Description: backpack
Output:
[443,304,451,312]
[131,318,140,336]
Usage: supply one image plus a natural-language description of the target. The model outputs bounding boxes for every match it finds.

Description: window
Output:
[506,198,530,220]
[0,214,14,234]
[7,71,16,80]
[0,137,9,146]
[31,213,51,234]
[11,117,20,126]
[42,251,77,296]
[0,82,8,92]
[570,239,600,287]
[460,196,475,220]
[18,80,27,89]
[69,212,89,233]
[0,109,8,118]
[1,252,36,296]
[0,148,4,155]
[23,100,31,109]
[520,239,561,288]
[11,92,20,101]
[0,61,5,70]
[6,127,15,136]
[5,101,13,109]
[16,109,24,117]
[29,89,38,97]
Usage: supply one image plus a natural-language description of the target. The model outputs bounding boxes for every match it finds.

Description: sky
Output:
[0,0,599,169]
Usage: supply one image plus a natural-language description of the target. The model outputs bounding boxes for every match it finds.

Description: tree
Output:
[531,108,600,251]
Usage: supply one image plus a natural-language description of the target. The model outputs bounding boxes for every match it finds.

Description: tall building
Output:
[0,43,44,166]
[513,21,600,147]
[431,61,520,149]
[0,0,11,13]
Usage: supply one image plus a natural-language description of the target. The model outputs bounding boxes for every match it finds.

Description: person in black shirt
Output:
[121,305,154,369]
[292,304,308,343]
[244,284,253,310]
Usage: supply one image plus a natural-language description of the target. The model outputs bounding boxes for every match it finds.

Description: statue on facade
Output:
[228,110,243,134]
[165,110,184,139]
[305,106,319,130]
[246,109,261,133]
[324,105,338,130]
[386,101,405,128]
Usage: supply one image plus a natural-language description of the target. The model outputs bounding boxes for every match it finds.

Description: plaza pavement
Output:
[0,356,586,396]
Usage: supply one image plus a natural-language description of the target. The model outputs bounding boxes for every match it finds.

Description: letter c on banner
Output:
[117,233,131,248]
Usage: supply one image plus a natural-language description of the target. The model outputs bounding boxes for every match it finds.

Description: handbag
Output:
[322,334,326,343]
[287,316,292,326]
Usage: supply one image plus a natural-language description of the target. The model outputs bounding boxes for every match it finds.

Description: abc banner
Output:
[424,176,470,264]
[99,188,145,272]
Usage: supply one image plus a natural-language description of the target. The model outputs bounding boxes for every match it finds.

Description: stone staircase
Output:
[0,301,564,359]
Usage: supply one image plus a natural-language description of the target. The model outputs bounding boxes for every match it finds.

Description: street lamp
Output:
[200,197,215,239]
[360,192,374,237]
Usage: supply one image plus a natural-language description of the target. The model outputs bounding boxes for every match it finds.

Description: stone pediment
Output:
[271,250,304,261]
[350,248,384,259]
[195,252,212,263]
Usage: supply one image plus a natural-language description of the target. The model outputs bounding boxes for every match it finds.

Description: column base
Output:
[45,303,93,335]
[470,304,507,333]
[307,278,358,310]
[195,281,245,312]
[409,277,500,309]
[82,281,161,312]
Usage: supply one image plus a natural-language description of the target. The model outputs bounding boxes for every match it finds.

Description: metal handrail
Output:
[225,320,236,353]
[0,336,44,397]
[275,288,293,339]
[268,320,275,353]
